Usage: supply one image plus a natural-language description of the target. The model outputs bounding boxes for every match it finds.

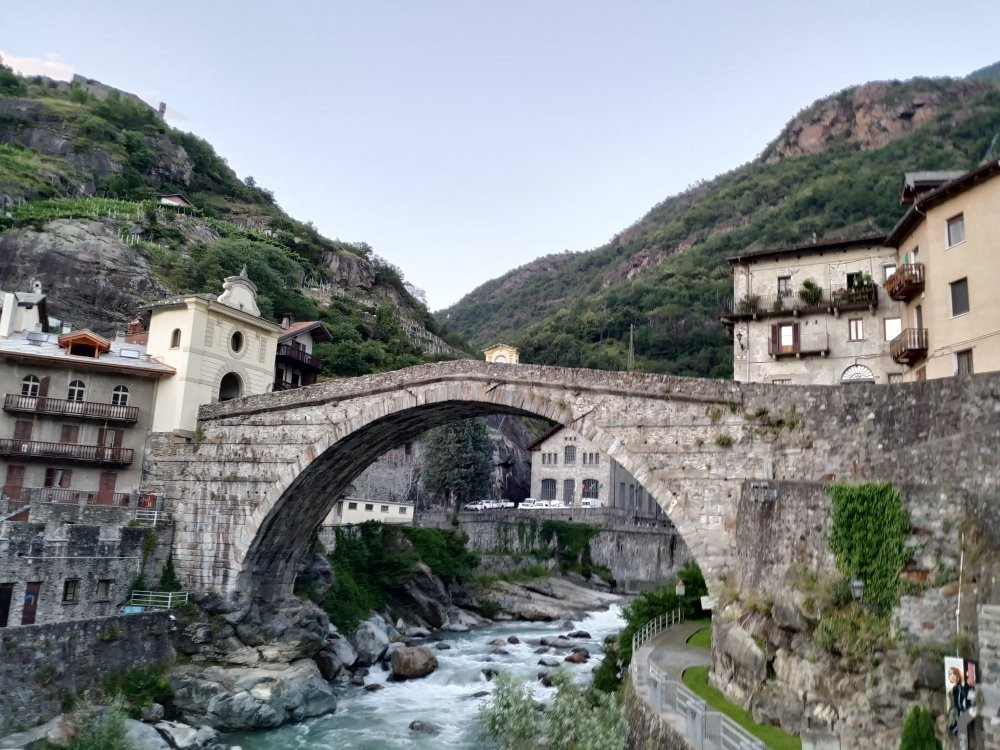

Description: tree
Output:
[421,419,492,509]
[898,705,941,750]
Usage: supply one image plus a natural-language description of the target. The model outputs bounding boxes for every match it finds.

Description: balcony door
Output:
[914,304,923,331]
[0,583,12,627]
[97,428,124,462]
[13,420,33,451]
[96,472,118,505]
[21,582,40,625]
[3,465,24,499]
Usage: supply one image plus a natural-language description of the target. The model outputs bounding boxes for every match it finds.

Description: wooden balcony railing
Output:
[0,439,133,466]
[829,283,879,312]
[768,331,830,358]
[5,486,133,506]
[4,393,139,423]
[276,344,323,370]
[890,328,929,365]
[884,264,925,302]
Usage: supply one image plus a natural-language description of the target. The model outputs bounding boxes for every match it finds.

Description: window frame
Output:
[170,328,181,349]
[949,277,970,317]
[777,276,791,296]
[847,318,864,342]
[563,445,576,465]
[111,385,129,406]
[582,479,599,499]
[540,479,557,501]
[955,349,974,376]
[67,379,86,402]
[883,317,902,342]
[96,579,113,602]
[946,213,965,248]
[882,263,897,282]
[62,579,79,603]
[21,375,40,397]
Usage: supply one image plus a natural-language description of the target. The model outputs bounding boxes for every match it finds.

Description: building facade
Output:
[528,426,660,514]
[723,237,904,385]
[884,161,1000,381]
[274,316,331,391]
[322,443,418,527]
[483,343,519,364]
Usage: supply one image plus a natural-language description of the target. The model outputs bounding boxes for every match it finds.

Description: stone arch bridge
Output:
[143,361,1000,606]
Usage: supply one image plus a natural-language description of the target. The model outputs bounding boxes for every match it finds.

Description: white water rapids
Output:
[226,604,625,749]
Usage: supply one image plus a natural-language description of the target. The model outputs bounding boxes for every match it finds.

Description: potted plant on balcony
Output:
[736,293,761,315]
[798,278,823,306]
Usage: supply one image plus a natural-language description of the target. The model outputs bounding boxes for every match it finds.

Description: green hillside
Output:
[0,66,463,376]
[440,75,1000,377]
[969,61,1000,83]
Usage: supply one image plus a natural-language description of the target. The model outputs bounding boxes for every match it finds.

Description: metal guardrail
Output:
[4,393,139,423]
[128,590,188,609]
[632,611,765,750]
[0,439,133,465]
[132,508,171,525]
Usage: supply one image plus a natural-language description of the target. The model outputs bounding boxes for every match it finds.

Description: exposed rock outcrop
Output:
[487,577,620,621]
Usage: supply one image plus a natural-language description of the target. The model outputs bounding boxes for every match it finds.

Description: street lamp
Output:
[676,579,686,598]
[850,577,865,603]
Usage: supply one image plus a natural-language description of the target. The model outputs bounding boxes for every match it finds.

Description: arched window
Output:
[582,479,599,499]
[170,329,181,349]
[67,380,86,402]
[111,385,129,406]
[219,372,243,401]
[841,364,875,383]
[540,479,556,501]
[564,445,576,465]
[21,375,40,397]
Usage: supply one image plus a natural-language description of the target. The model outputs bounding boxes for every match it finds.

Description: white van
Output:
[580,498,603,508]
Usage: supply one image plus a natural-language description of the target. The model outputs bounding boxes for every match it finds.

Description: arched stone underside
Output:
[142,361,1000,605]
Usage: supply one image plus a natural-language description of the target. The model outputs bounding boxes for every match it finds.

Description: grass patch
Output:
[682,666,801,750]
[477,564,552,587]
[686,625,712,650]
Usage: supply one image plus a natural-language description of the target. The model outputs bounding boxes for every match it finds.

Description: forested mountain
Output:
[0,66,462,377]
[440,73,1000,378]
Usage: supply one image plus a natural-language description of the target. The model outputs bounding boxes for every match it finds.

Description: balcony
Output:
[276,344,323,371]
[768,331,830,358]
[0,439,133,466]
[4,394,139,423]
[719,290,831,322]
[884,264,925,302]
[5,486,133,506]
[890,328,928,365]
[829,283,879,313]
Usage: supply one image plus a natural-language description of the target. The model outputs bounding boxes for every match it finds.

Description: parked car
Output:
[519,499,540,509]
[580,498,603,508]
[464,500,486,511]
[482,499,502,510]
[497,498,515,508]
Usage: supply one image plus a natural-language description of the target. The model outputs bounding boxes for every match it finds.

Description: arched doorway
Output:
[219,372,243,401]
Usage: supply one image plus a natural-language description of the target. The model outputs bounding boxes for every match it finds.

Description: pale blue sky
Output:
[5,2,1000,309]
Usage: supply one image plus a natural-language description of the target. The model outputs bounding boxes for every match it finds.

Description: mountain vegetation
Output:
[441,74,1000,378]
[0,67,464,376]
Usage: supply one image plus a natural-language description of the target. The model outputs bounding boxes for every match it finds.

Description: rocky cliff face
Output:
[765,78,998,162]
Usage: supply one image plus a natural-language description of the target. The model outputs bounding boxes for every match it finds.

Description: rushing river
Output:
[226,604,625,750]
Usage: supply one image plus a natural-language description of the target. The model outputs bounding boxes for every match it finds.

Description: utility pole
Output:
[627,324,635,372]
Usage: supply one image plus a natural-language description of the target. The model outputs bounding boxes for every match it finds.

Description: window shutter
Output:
[38,377,49,398]
[770,325,778,355]
[792,323,800,352]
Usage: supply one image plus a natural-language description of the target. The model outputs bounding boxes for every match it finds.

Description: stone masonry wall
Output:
[0,611,175,734]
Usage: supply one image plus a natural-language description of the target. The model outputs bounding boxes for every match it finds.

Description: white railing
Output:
[632,607,684,657]
[128,590,188,609]
[633,612,765,750]
[132,508,170,525]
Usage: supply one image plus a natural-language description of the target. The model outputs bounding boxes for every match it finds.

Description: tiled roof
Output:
[279,320,333,342]
[0,331,175,376]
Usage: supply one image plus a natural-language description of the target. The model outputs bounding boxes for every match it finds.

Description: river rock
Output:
[538,672,554,687]
[540,636,574,649]
[435,642,453,650]
[443,607,487,632]
[409,720,442,735]
[233,600,328,663]
[170,660,337,731]
[488,638,507,647]
[124,719,172,750]
[538,657,560,667]
[325,633,358,668]
[571,647,590,658]
[567,630,591,639]
[482,668,499,681]
[141,702,165,722]
[350,621,390,666]
[397,562,450,628]
[384,641,406,662]
[364,683,384,692]
[314,650,340,681]
[507,635,520,644]
[390,646,439,680]
[154,720,218,749]
[488,579,619,621]
[564,652,588,664]
[407,626,432,638]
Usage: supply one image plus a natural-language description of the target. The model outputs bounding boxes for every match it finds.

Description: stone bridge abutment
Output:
[142,361,1000,606]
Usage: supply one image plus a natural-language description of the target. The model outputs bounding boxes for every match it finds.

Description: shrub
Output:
[63,696,135,750]
[898,705,941,750]
[798,278,824,305]
[714,432,734,448]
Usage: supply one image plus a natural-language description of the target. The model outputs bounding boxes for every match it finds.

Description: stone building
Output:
[483,342,519,364]
[722,236,903,385]
[884,161,1000,380]
[322,443,418,528]
[527,425,661,514]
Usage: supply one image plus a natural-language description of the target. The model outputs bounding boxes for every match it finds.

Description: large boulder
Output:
[233,600,328,663]
[123,719,172,750]
[397,562,450,628]
[325,633,358,668]
[390,646,439,680]
[170,660,337,731]
[350,621,390,666]
[295,552,335,599]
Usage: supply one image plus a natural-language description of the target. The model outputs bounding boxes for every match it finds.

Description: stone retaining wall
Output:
[0,611,175,734]
[624,678,691,750]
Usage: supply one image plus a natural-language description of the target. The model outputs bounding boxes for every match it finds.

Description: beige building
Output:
[142,267,283,434]
[723,237,904,385]
[884,161,1000,380]
[528,426,660,514]
[322,444,417,526]
[483,343,519,364]
[274,316,331,391]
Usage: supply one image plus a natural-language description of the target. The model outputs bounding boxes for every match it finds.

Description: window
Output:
[591,453,599,466]
[884,317,902,342]
[777,276,791,296]
[563,479,575,505]
[398,506,407,514]
[846,272,867,289]
[772,378,791,385]
[96,579,112,601]
[541,453,548,465]
[111,385,129,406]
[347,502,357,510]
[628,484,636,508]
[956,349,974,376]
[21,375,40,397]
[950,278,970,316]
[170,328,181,349]
[404,442,412,457]
[44,468,72,488]
[231,331,244,353]
[62,579,79,603]
[888,373,903,384]
[67,380,86,401]
[882,263,897,282]
[540,479,556,501]
[947,214,965,247]
[582,479,599,499]
[848,319,864,341]
[59,425,79,444]
[564,446,576,465]
[364,503,374,511]
[841,365,875,383]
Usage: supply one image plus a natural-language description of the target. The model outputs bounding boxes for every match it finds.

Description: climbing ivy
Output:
[537,520,600,577]
[827,482,910,611]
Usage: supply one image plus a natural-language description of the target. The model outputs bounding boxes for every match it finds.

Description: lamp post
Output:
[850,577,865,604]
[676,580,686,598]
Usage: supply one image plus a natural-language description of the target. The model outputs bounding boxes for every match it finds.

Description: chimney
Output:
[30,277,42,294]
[114,330,125,344]
[281,313,294,329]
[0,292,15,338]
